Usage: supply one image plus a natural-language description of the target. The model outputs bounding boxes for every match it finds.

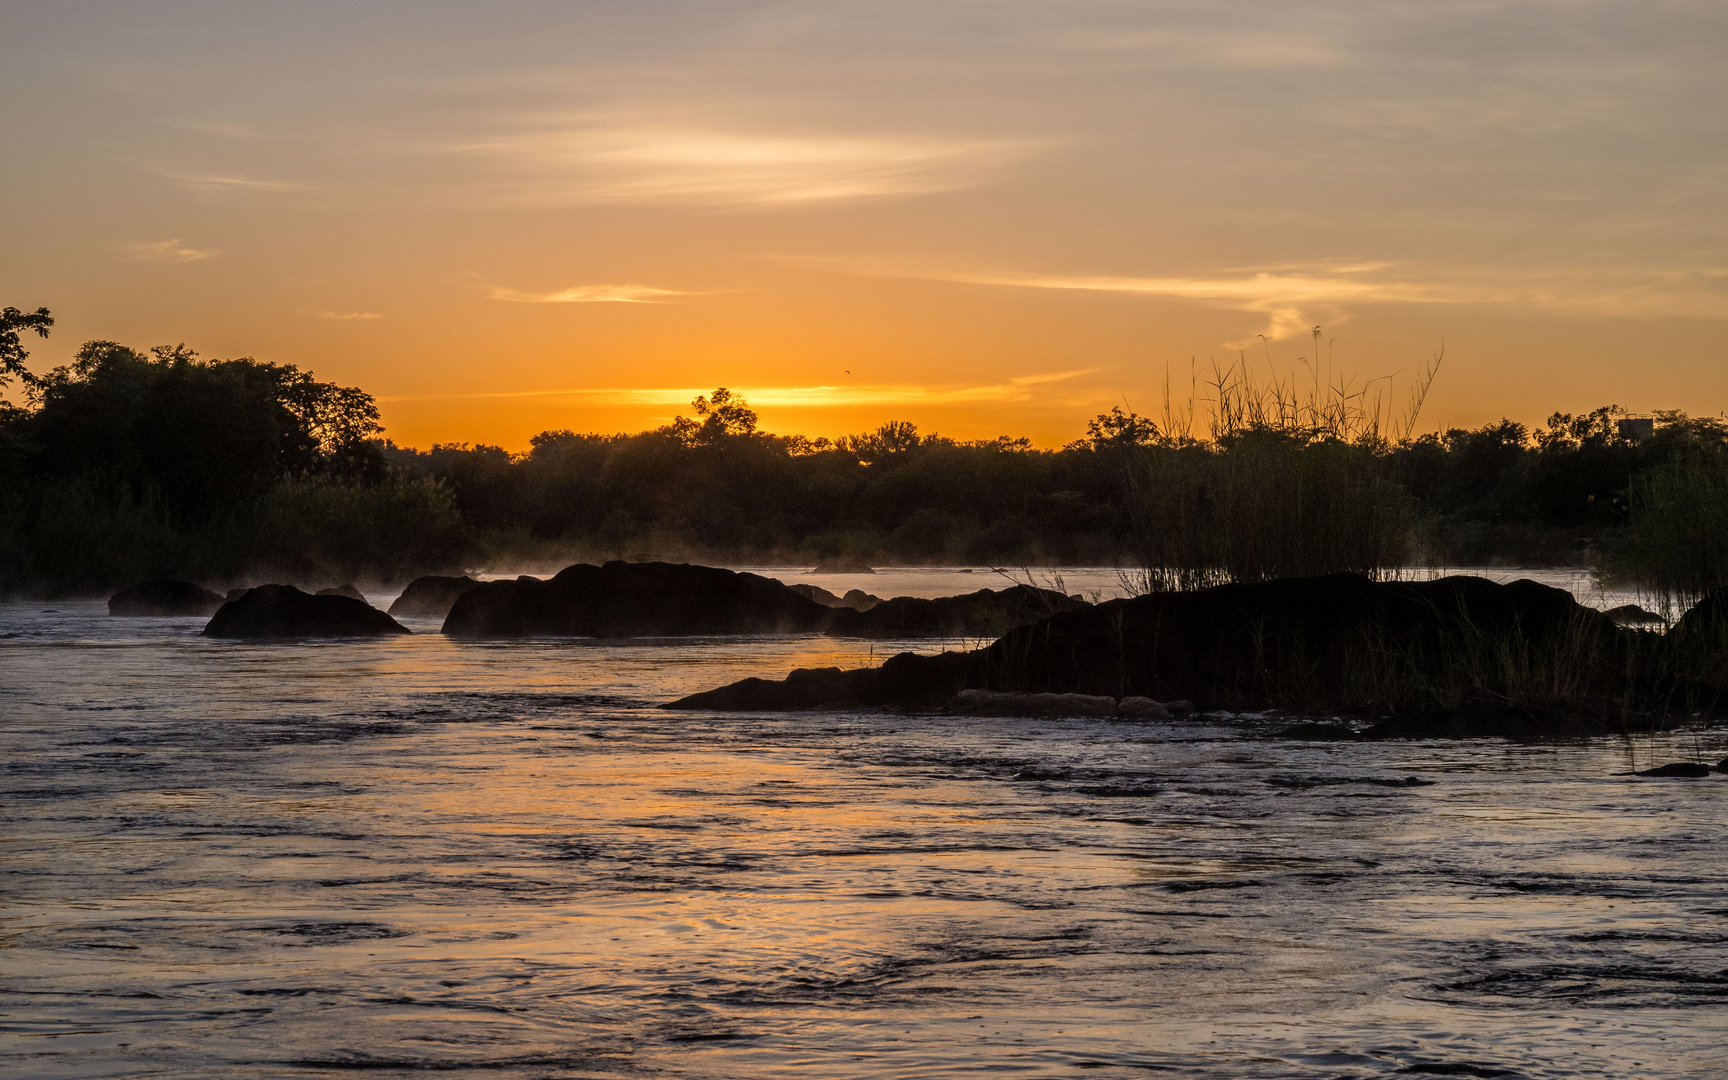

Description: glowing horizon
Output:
[4,2,1725,452]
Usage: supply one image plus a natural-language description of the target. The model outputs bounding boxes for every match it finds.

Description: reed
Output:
[1600,450,1728,614]
[1126,344,1438,590]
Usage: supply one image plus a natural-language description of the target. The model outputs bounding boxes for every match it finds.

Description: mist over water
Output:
[3,571,1724,1078]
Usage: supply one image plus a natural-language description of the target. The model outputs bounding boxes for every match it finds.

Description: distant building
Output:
[1617,417,1655,440]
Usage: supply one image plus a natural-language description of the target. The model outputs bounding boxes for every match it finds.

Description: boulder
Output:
[109,580,224,617]
[787,582,881,611]
[1605,603,1664,626]
[316,583,368,604]
[843,589,883,611]
[388,575,484,619]
[1633,762,1712,778]
[826,585,1090,639]
[442,561,832,638]
[204,584,410,638]
[669,573,1648,725]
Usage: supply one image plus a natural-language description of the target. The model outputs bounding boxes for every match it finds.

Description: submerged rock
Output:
[948,689,1119,717]
[442,561,831,637]
[669,573,1654,728]
[388,575,484,619]
[1632,762,1713,778]
[826,584,1089,639]
[109,580,225,617]
[204,584,410,638]
[316,583,368,605]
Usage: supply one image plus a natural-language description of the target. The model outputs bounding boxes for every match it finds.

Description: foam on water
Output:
[2,589,1724,1079]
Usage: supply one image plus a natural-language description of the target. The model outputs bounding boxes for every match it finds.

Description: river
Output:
[3,568,1724,1078]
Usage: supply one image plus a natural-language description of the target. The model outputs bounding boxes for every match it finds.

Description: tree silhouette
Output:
[0,306,53,393]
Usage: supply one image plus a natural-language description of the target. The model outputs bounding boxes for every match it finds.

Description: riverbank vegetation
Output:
[4,309,1728,600]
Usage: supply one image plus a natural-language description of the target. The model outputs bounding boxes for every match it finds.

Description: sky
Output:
[4,0,1725,450]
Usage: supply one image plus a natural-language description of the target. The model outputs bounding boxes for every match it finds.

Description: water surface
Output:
[3,593,1724,1079]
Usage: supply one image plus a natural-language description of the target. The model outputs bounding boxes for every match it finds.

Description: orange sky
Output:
[5,3,1725,450]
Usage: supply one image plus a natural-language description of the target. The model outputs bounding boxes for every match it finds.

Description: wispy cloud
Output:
[377,369,1104,407]
[154,170,301,191]
[316,310,385,320]
[487,283,694,304]
[802,259,1728,341]
[449,121,1036,207]
[123,239,218,264]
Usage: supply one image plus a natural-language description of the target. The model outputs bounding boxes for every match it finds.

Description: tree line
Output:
[3,306,1726,599]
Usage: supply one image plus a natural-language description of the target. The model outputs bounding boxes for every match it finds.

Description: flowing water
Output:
[3,569,1725,1079]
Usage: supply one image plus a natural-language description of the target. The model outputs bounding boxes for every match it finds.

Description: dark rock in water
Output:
[1605,603,1664,626]
[1275,722,1360,740]
[1633,762,1712,778]
[442,561,831,638]
[669,573,1647,727]
[787,583,882,611]
[948,689,1119,717]
[204,585,410,638]
[672,651,973,711]
[826,585,1089,639]
[388,575,484,619]
[810,557,875,574]
[225,588,249,602]
[316,583,368,605]
[788,582,841,606]
[109,580,224,617]
[1662,586,1728,693]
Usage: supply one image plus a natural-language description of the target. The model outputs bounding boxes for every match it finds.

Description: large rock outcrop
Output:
[670,573,1653,724]
[825,584,1090,639]
[109,580,225,617]
[442,561,831,637]
[204,585,410,638]
[388,575,485,619]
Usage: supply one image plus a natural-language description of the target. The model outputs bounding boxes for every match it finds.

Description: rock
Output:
[1605,603,1664,626]
[442,561,832,638]
[388,575,484,619]
[225,588,249,602]
[204,585,410,638]
[1166,700,1196,716]
[1633,762,1712,778]
[670,651,972,711]
[668,573,1645,724]
[109,580,224,617]
[1275,722,1360,740]
[316,583,368,604]
[787,582,842,606]
[948,689,1118,717]
[787,584,883,611]
[810,557,876,574]
[826,585,1091,639]
[1116,696,1172,720]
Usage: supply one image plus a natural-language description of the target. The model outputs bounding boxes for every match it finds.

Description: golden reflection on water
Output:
[3,601,1728,1078]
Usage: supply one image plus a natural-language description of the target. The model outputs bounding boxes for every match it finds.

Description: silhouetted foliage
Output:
[5,311,1728,599]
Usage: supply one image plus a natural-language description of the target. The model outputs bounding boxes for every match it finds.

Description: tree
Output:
[0,306,53,393]
[691,387,759,442]
[1082,406,1159,449]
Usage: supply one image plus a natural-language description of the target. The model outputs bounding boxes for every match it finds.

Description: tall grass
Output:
[1127,345,1439,590]
[1601,450,1728,613]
